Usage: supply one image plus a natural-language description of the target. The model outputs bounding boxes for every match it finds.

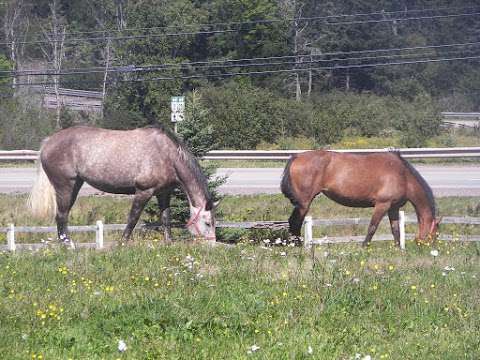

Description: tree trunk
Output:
[101,38,112,120]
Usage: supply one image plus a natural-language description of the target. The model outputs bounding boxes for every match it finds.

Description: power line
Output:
[35,5,480,37]
[2,47,478,78]
[1,10,479,47]
[2,53,479,89]
[2,40,479,77]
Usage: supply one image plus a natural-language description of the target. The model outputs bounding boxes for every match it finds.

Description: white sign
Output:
[171,96,185,123]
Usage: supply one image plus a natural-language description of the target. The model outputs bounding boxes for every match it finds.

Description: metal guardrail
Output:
[203,147,480,160]
[441,112,480,119]
[2,147,480,162]
[0,150,38,161]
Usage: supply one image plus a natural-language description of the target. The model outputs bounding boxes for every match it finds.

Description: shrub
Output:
[392,94,442,147]
[0,94,55,150]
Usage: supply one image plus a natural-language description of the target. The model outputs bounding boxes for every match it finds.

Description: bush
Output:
[392,94,442,147]
[309,92,394,145]
[199,82,311,149]
[0,94,55,150]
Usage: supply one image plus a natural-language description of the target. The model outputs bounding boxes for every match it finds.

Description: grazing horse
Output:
[28,125,216,246]
[281,150,440,246]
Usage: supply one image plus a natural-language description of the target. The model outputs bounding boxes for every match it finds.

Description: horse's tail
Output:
[281,155,299,206]
[28,144,57,219]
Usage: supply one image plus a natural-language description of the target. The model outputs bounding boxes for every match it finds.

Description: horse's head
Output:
[186,201,218,242]
[419,217,442,244]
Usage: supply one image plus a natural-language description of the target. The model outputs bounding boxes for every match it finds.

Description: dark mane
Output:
[394,152,436,215]
[147,123,213,208]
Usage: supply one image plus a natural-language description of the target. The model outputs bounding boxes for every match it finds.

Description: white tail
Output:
[28,155,57,219]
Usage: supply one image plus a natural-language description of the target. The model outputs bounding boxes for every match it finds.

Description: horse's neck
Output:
[408,180,434,235]
[175,157,208,208]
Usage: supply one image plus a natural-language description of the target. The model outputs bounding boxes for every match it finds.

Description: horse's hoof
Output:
[61,239,76,250]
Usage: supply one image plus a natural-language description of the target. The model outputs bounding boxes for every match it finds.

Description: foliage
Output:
[393,94,442,147]
[197,82,313,149]
[0,94,55,150]
[143,91,225,228]
[0,0,479,149]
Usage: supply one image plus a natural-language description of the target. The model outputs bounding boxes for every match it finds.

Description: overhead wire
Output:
[2,40,480,77]
[0,9,479,46]
[1,52,479,89]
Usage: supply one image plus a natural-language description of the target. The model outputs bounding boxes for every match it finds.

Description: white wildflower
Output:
[430,249,439,257]
[307,346,313,355]
[280,251,287,257]
[247,344,260,354]
[118,340,127,352]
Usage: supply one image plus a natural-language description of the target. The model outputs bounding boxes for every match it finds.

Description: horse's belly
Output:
[84,179,136,195]
[323,190,374,208]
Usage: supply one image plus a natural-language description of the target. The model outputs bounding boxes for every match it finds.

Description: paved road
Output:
[1,165,480,197]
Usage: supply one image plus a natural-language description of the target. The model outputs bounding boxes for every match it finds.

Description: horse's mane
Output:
[393,152,436,215]
[146,123,213,209]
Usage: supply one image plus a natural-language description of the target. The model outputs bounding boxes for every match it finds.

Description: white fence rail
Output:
[2,147,480,162]
[1,214,479,252]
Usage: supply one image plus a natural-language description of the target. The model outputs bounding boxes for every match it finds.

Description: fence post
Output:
[304,216,313,249]
[96,220,104,250]
[399,211,406,250]
[7,223,15,252]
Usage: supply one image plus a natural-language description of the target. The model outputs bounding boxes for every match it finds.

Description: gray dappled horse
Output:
[28,125,217,247]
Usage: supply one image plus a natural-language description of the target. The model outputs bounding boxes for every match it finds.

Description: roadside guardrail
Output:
[1,147,480,162]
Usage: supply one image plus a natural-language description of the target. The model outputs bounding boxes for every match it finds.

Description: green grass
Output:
[0,241,479,359]
[1,194,480,358]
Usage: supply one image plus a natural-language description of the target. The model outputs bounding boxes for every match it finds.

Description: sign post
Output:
[171,96,185,133]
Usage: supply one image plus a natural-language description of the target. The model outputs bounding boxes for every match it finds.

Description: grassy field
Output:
[1,194,480,358]
[1,240,479,359]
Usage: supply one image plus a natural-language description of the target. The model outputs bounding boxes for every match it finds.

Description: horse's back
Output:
[40,126,178,192]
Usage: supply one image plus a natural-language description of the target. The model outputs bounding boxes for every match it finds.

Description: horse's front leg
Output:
[388,207,401,247]
[122,189,155,243]
[156,192,172,243]
[362,202,391,247]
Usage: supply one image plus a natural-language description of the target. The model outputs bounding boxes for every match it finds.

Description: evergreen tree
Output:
[144,90,225,240]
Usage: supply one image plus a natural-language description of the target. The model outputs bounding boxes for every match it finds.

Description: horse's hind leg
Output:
[388,207,401,247]
[156,192,172,243]
[362,202,391,247]
[55,177,84,247]
[122,189,155,243]
[288,202,311,237]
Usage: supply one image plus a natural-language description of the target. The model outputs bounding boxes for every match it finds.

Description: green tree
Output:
[144,91,225,239]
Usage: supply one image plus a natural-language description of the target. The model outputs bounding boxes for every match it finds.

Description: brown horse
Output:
[28,125,217,247]
[281,150,440,246]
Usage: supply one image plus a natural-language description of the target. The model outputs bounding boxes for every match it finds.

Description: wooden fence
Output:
[1,213,480,252]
